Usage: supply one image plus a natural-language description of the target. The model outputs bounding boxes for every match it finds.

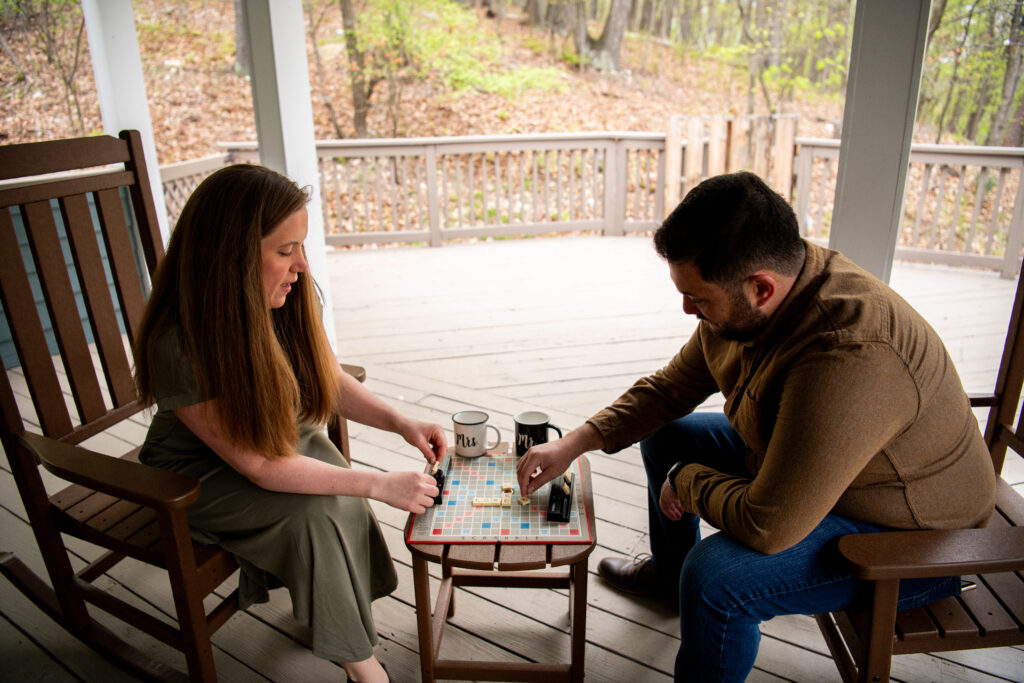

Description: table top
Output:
[404,455,597,571]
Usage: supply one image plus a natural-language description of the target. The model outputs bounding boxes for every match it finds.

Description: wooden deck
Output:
[3,235,1023,682]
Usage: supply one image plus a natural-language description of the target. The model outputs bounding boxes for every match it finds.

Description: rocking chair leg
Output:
[1,553,189,682]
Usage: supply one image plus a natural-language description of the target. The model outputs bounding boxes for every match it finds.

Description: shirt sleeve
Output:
[588,328,720,453]
[150,328,209,413]
[675,341,919,554]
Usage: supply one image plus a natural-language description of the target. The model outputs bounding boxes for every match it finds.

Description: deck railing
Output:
[794,139,1024,278]
[159,129,1024,277]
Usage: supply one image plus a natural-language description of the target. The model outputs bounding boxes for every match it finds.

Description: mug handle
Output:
[548,424,563,439]
[486,424,502,450]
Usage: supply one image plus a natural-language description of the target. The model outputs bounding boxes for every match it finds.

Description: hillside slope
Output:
[1,2,843,165]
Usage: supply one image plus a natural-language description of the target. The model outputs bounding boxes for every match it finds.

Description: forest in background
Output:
[1,0,1022,166]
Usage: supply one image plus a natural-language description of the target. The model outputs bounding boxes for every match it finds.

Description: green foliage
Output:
[346,0,565,98]
[919,0,1023,144]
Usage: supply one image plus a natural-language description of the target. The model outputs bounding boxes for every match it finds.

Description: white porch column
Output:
[81,0,170,243]
[829,0,931,283]
[241,0,337,351]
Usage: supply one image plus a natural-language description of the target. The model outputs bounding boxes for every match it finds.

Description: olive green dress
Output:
[139,328,398,663]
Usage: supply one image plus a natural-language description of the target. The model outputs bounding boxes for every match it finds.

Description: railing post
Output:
[684,117,704,198]
[426,145,441,247]
[1003,176,1024,279]
[604,140,627,236]
[772,115,797,201]
[794,144,812,237]
[663,116,684,218]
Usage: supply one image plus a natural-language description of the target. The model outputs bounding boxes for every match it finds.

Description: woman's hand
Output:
[372,471,439,514]
[400,419,447,463]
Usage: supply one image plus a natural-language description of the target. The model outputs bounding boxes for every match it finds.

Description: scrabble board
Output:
[406,444,593,544]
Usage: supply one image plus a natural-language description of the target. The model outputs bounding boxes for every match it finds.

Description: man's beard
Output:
[705,287,769,342]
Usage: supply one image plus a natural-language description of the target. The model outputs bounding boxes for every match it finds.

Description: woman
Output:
[134,164,443,683]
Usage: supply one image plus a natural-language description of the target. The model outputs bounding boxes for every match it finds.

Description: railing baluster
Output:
[947,165,967,253]
[987,169,1009,256]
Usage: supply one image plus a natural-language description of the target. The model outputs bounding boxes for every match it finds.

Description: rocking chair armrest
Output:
[340,362,366,384]
[838,526,1024,581]
[18,432,201,509]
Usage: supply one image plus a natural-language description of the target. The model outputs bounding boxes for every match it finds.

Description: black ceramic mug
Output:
[514,410,563,457]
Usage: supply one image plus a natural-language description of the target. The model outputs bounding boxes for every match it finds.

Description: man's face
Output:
[668,260,768,341]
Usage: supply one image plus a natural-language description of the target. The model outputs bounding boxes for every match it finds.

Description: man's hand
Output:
[659,479,685,520]
[515,423,603,495]
[516,440,577,495]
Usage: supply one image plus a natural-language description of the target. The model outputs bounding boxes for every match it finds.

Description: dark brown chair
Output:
[0,131,363,682]
[815,272,1024,682]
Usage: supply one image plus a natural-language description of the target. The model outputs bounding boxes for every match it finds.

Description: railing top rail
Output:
[219,131,667,154]
[158,153,231,181]
[796,136,1024,161]
[796,137,841,148]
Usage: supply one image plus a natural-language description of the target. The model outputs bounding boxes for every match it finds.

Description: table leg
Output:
[569,559,588,683]
[412,554,436,683]
[443,559,455,618]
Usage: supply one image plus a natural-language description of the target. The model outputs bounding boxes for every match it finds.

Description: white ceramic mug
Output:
[452,410,502,458]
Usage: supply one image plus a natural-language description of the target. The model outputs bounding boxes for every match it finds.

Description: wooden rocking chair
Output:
[0,130,362,681]
[815,271,1024,682]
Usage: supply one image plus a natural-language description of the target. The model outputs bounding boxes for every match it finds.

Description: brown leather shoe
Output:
[597,553,661,595]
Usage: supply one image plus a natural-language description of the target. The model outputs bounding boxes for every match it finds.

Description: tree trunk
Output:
[570,0,588,71]
[525,0,547,27]
[985,0,1024,146]
[338,0,377,138]
[305,0,344,138]
[233,0,250,78]
[927,0,948,46]
[964,9,998,143]
[1005,93,1024,147]
[657,0,674,39]
[588,0,630,71]
[934,2,974,143]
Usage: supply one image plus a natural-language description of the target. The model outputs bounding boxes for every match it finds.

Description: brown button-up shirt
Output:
[588,242,996,554]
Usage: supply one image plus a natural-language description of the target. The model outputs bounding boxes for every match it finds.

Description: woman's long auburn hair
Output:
[133,164,338,459]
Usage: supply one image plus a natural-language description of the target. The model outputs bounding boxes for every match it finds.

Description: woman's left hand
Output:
[401,419,447,464]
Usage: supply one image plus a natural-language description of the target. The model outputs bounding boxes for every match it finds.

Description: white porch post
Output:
[81,0,170,243]
[240,0,337,351]
[829,0,931,283]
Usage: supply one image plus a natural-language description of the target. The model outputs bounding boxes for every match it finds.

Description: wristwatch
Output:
[666,461,686,490]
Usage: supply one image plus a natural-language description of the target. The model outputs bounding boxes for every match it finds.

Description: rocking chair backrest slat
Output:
[94,187,151,353]
[0,206,74,437]
[22,198,109,426]
[62,192,137,408]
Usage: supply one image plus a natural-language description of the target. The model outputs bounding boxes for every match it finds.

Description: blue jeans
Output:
[640,413,960,682]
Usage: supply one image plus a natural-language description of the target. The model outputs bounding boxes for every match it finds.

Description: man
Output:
[516,172,996,682]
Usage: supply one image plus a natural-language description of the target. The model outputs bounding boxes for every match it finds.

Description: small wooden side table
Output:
[404,456,597,682]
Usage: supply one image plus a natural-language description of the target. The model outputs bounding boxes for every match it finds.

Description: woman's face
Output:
[260,207,309,309]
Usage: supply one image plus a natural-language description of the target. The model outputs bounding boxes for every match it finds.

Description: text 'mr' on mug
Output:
[514,410,563,458]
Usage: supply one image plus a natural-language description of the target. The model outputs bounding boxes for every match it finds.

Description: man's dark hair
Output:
[653,171,805,286]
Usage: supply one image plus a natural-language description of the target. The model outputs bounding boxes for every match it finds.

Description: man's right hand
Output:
[516,423,603,495]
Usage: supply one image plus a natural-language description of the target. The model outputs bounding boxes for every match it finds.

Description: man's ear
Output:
[746,271,777,309]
